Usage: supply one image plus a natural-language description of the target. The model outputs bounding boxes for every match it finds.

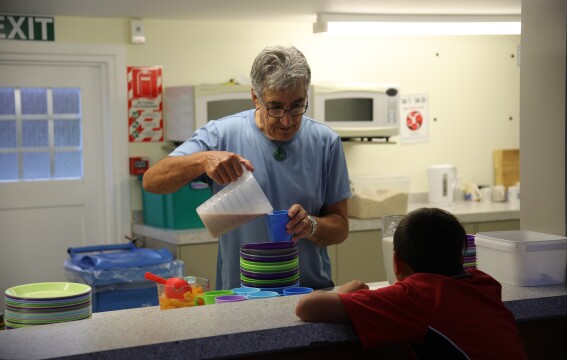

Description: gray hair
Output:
[250,45,311,98]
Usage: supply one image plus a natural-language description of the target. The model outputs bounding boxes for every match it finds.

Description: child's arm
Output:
[295,280,369,323]
[295,291,347,322]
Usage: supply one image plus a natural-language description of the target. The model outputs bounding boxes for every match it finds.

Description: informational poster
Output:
[127,66,163,142]
[399,94,429,144]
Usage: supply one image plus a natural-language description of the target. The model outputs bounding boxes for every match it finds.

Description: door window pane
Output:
[55,151,82,178]
[0,120,16,148]
[55,119,81,147]
[22,120,49,147]
[0,87,15,115]
[0,153,18,181]
[23,152,51,180]
[53,88,80,114]
[21,88,48,115]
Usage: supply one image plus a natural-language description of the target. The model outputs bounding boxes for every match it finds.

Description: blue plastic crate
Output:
[91,284,158,312]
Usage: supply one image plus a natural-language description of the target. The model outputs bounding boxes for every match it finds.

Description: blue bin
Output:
[64,242,184,312]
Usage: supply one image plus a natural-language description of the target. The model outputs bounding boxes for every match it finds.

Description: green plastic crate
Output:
[141,181,212,229]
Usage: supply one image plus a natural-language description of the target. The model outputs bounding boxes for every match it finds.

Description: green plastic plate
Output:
[5,282,92,300]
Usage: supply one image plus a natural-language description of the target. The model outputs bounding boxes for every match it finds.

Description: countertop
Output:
[132,198,521,245]
[1,281,565,360]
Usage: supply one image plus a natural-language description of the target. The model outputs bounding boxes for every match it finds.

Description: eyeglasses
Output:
[258,95,308,118]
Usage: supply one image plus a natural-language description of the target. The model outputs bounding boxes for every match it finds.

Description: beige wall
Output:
[55,17,521,211]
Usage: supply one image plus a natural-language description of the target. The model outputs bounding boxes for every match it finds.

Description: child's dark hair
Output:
[393,207,467,276]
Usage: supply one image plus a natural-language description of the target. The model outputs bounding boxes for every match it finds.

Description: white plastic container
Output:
[475,230,567,286]
[348,175,410,219]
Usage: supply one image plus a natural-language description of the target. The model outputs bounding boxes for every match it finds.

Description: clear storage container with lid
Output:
[348,175,410,219]
[475,230,567,286]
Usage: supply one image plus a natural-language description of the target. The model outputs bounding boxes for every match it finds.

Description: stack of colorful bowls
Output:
[240,242,299,293]
[4,282,92,330]
[464,234,477,270]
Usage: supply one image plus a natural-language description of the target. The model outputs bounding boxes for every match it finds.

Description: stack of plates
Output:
[240,242,299,293]
[464,234,477,270]
[4,282,92,330]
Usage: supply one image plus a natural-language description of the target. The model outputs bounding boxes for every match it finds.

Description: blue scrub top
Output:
[171,109,351,290]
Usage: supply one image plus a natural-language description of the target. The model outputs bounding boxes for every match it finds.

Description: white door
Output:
[0,43,130,313]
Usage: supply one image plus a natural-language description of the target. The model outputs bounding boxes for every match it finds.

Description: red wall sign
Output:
[400,94,429,144]
[127,66,163,142]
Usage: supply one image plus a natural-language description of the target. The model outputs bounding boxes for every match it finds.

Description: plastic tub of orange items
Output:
[157,276,210,310]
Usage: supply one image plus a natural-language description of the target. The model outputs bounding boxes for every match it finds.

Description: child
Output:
[295,207,527,359]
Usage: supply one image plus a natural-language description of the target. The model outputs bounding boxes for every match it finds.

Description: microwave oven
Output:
[165,84,254,142]
[311,83,399,140]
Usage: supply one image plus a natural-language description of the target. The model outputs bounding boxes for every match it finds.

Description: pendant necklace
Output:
[258,113,286,160]
[272,141,287,161]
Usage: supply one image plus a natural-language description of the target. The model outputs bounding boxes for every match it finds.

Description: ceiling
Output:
[0,0,521,23]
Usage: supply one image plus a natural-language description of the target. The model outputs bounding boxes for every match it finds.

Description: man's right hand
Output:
[203,151,254,185]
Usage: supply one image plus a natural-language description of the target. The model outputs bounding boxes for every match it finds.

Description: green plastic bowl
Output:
[240,273,300,285]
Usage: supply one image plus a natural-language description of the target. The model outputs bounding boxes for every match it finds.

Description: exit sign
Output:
[0,15,54,41]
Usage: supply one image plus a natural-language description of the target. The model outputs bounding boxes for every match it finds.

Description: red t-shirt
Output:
[339,269,527,359]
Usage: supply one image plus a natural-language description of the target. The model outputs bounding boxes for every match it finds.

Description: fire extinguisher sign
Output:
[127,66,163,142]
[400,94,429,144]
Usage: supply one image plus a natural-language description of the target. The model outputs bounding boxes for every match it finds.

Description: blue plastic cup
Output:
[283,287,314,296]
[230,287,261,297]
[266,210,292,242]
[247,291,280,300]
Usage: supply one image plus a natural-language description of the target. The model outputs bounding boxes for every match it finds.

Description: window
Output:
[0,87,83,182]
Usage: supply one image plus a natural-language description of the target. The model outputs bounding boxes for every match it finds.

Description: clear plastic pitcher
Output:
[196,169,273,238]
[380,215,405,284]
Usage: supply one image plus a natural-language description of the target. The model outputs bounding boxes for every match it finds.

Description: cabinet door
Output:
[336,230,386,284]
[477,220,520,232]
[462,223,477,235]
[179,243,218,288]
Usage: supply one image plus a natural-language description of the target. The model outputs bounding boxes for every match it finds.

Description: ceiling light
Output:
[313,13,521,36]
